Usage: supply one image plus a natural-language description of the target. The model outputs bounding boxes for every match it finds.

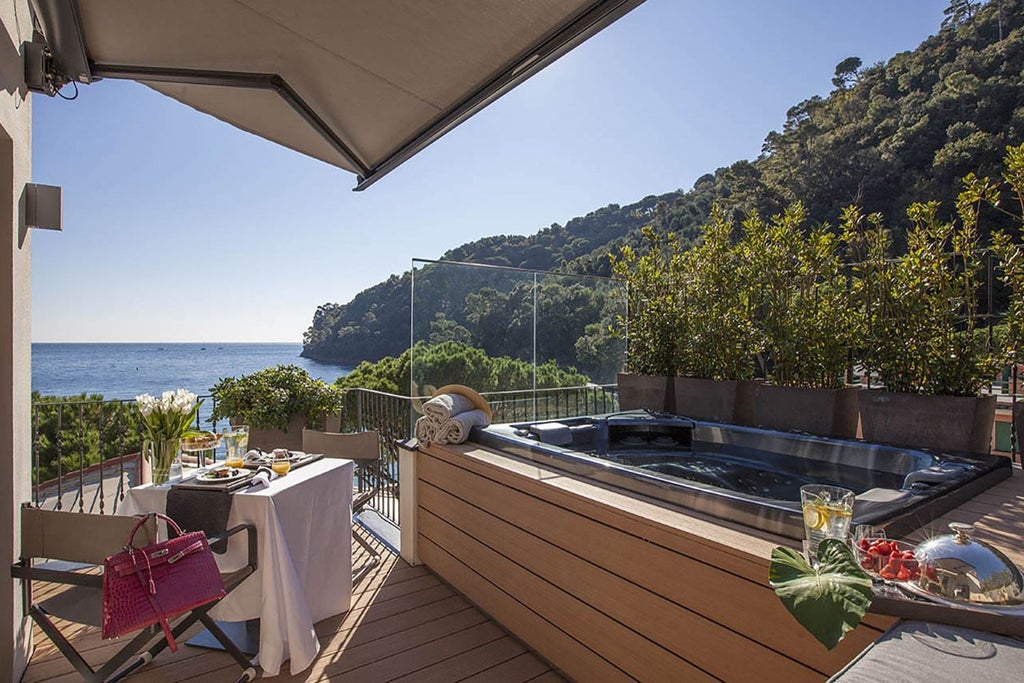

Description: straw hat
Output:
[433,384,492,421]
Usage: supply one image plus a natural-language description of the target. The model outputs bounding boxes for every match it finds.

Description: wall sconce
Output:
[26,183,62,231]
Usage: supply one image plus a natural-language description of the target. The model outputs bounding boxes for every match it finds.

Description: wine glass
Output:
[271,449,291,476]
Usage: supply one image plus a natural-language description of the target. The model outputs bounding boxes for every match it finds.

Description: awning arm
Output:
[89,63,371,178]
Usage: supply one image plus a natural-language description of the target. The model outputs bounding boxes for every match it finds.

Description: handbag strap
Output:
[130,547,178,651]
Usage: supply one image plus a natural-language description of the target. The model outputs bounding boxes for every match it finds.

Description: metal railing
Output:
[338,383,619,527]
[339,388,409,527]
[482,384,619,423]
[29,384,617,527]
[30,394,220,513]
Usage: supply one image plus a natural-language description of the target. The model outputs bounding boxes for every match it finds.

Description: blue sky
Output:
[31,1,949,343]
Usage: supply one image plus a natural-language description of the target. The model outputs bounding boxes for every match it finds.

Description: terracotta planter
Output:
[754,385,860,439]
[859,391,996,455]
[673,377,757,425]
[240,414,306,451]
[617,373,672,412]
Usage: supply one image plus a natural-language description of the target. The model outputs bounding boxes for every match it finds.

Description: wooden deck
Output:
[904,464,1024,569]
[24,464,1024,683]
[22,528,563,682]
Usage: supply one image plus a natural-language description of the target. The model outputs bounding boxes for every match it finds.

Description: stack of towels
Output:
[414,391,491,444]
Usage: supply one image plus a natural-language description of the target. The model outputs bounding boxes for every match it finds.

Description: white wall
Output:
[0,1,33,679]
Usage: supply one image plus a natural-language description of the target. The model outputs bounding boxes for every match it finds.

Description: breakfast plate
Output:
[196,467,249,485]
[243,450,308,468]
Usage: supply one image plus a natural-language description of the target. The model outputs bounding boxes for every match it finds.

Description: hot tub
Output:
[472,410,1013,540]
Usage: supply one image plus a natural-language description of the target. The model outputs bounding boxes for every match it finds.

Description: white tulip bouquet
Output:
[136,389,202,483]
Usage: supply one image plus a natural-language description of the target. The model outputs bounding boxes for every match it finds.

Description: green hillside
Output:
[304,0,1024,369]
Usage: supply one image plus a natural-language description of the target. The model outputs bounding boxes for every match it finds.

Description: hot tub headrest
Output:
[529,422,573,446]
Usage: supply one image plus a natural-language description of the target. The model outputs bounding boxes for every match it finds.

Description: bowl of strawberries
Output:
[855,536,921,582]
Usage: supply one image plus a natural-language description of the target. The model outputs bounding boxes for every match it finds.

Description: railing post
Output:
[397,439,419,566]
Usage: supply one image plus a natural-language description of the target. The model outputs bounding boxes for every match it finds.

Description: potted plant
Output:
[990,144,1024,454]
[210,365,342,450]
[613,210,760,423]
[611,225,682,412]
[671,207,759,423]
[741,203,861,438]
[847,183,1001,455]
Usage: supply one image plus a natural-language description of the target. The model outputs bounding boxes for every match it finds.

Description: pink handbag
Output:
[101,512,226,650]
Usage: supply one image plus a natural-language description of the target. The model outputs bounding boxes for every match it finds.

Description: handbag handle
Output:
[126,512,183,547]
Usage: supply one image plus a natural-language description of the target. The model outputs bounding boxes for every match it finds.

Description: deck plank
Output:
[22,527,564,683]
[458,651,555,682]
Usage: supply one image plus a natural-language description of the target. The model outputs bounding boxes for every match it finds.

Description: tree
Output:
[427,312,473,345]
[832,57,862,90]
[943,0,979,44]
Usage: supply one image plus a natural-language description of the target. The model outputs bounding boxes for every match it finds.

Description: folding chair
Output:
[302,428,384,583]
[11,505,259,682]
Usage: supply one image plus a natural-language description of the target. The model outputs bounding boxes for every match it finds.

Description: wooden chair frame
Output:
[11,506,259,683]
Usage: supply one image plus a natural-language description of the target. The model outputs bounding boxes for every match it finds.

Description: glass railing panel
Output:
[410,259,623,425]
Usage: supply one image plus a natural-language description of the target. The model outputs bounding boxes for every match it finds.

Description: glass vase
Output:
[145,438,182,484]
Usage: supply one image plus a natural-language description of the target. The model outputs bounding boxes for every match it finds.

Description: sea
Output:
[32,342,351,400]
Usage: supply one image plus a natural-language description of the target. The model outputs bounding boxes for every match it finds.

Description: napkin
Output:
[247,466,279,491]
[244,449,265,464]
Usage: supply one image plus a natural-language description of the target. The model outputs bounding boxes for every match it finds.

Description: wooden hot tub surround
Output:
[404,441,900,682]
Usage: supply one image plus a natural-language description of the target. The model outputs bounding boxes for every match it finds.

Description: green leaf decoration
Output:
[769,539,874,650]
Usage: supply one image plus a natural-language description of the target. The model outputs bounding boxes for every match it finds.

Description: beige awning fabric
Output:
[29,0,644,189]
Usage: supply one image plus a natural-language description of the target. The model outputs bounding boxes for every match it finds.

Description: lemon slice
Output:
[826,503,852,520]
[803,504,828,531]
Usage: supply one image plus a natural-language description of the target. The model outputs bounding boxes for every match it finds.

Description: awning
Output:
[27,0,644,190]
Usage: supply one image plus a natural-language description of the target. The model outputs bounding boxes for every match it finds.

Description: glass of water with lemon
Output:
[800,484,855,563]
[222,425,249,469]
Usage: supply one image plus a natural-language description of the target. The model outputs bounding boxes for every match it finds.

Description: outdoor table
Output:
[120,458,354,676]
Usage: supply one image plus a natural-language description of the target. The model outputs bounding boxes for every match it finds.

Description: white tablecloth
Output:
[121,458,354,676]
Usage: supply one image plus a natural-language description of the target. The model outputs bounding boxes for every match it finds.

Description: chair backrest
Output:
[302,429,380,463]
[20,506,156,565]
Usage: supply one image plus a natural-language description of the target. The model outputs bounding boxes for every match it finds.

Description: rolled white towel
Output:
[438,409,491,444]
[423,392,475,421]
[414,415,444,443]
